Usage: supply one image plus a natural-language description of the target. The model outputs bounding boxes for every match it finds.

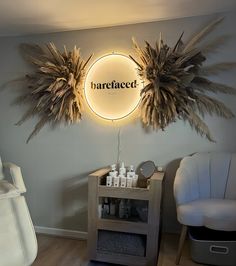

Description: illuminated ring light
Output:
[84,53,143,120]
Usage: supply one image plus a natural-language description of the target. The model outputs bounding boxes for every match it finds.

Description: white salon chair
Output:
[174,152,236,264]
[0,156,37,266]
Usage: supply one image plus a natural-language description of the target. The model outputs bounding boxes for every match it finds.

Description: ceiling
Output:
[0,0,236,36]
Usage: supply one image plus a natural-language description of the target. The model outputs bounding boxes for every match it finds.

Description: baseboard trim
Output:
[34,226,88,240]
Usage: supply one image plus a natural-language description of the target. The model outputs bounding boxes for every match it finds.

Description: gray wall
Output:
[0,11,236,233]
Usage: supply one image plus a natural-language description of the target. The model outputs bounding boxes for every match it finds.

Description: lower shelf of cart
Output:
[97,229,146,257]
[93,251,148,266]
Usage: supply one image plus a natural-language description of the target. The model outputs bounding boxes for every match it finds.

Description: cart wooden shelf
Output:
[88,167,164,266]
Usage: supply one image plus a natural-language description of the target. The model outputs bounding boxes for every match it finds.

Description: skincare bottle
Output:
[106,174,113,187]
[120,174,127,188]
[107,164,118,187]
[119,199,125,219]
[109,199,116,216]
[113,175,120,187]
[132,174,138,187]
[103,198,110,215]
[98,204,103,218]
[125,199,131,218]
[127,165,135,178]
[109,164,118,178]
[119,162,126,175]
[126,176,133,188]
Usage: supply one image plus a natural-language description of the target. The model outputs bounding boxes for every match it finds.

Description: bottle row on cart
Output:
[106,162,138,188]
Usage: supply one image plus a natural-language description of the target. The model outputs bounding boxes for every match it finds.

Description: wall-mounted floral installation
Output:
[130,18,236,141]
[16,18,235,142]
[16,43,92,143]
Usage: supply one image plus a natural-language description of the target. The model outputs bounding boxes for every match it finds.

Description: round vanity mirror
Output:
[140,161,156,179]
[137,160,156,188]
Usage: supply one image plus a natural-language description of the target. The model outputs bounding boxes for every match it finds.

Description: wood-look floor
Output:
[157,234,204,266]
[33,233,205,266]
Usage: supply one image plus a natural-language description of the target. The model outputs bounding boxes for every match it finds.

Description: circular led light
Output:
[84,53,142,120]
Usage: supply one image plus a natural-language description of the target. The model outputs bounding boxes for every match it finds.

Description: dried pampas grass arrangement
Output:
[130,18,236,141]
[16,43,92,143]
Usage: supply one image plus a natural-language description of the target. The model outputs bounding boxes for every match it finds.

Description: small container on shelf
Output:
[124,199,132,219]
[106,164,118,187]
[109,199,116,216]
[110,164,117,176]
[127,165,135,178]
[106,175,113,187]
[113,175,120,187]
[132,174,138,187]
[120,174,127,187]
[103,198,110,215]
[98,203,103,218]
[119,199,126,218]
[126,176,133,188]
[119,162,126,175]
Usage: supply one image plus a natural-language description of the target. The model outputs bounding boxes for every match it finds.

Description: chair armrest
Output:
[3,162,26,193]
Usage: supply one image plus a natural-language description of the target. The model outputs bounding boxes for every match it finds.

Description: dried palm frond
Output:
[200,35,229,54]
[183,17,224,52]
[199,62,236,76]
[17,43,92,143]
[130,18,235,141]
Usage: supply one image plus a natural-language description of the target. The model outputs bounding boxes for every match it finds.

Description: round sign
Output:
[84,53,142,120]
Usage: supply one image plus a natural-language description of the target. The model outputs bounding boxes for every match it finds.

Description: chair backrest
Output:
[0,156,4,180]
[174,152,236,205]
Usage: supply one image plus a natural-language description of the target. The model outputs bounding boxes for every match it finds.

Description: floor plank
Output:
[33,234,110,266]
[33,233,205,266]
[157,234,204,266]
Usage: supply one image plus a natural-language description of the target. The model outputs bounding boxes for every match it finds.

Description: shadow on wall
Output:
[162,158,182,234]
[59,172,90,232]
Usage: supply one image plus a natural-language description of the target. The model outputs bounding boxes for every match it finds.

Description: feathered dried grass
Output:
[130,18,235,141]
[17,43,92,143]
